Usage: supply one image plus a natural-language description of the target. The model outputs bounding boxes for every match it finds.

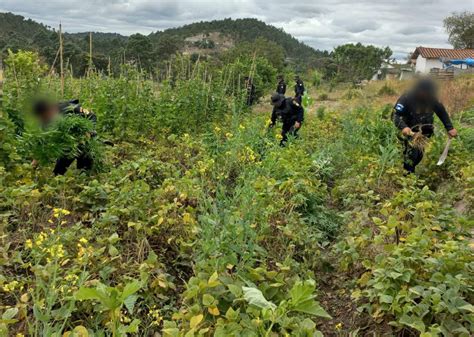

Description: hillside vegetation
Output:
[0,13,323,75]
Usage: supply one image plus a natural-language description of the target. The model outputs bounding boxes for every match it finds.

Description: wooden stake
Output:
[59,22,64,98]
[89,32,93,75]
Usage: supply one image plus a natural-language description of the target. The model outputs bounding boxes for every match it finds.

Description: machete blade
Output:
[437,138,453,166]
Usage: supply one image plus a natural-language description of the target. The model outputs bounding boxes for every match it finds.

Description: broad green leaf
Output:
[189,314,203,329]
[1,307,18,320]
[202,294,215,306]
[122,319,141,333]
[293,300,332,318]
[208,272,220,287]
[124,294,138,314]
[121,280,142,301]
[380,294,393,304]
[242,287,276,310]
[228,284,242,297]
[75,287,102,301]
[458,304,474,313]
[290,280,316,305]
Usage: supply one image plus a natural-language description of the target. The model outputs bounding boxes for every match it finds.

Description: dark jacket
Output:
[59,99,97,125]
[295,80,305,96]
[271,98,304,125]
[393,93,453,135]
[276,80,287,95]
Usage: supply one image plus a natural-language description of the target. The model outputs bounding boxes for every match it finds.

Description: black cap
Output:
[271,93,285,106]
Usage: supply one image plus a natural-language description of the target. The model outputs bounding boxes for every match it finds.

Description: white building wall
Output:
[416,55,465,73]
[415,55,427,73]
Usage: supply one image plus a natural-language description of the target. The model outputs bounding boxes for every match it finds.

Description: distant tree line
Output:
[0,12,394,83]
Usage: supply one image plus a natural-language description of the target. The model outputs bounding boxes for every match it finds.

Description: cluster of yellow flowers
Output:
[77,238,93,263]
[53,208,71,218]
[46,244,65,259]
[35,232,47,246]
[2,280,19,292]
[197,159,215,175]
[148,305,163,326]
[64,274,79,283]
[239,146,257,163]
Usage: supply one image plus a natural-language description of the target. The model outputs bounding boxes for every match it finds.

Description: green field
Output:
[0,51,473,337]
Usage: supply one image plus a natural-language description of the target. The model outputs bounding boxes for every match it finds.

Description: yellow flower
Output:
[48,244,65,259]
[79,238,88,244]
[2,280,19,292]
[335,322,343,331]
[35,232,47,246]
[53,208,71,218]
[25,239,33,249]
[225,132,233,139]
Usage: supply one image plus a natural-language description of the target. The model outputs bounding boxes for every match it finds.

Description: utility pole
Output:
[59,22,64,98]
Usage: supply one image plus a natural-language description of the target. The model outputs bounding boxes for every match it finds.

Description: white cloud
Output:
[0,0,470,58]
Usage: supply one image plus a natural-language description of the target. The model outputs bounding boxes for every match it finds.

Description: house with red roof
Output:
[410,47,474,73]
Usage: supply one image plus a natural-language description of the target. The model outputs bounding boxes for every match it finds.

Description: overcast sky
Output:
[0,0,471,59]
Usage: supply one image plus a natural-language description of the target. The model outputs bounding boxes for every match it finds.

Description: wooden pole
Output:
[59,22,64,98]
[89,32,93,75]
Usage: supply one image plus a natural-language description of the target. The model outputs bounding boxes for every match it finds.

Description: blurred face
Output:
[38,104,60,124]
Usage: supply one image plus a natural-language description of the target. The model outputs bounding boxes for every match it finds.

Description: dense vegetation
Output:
[0,12,394,83]
[0,48,473,337]
[0,13,324,75]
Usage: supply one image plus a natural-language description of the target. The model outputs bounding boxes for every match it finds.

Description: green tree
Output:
[222,38,286,71]
[155,35,182,60]
[126,34,156,72]
[443,11,474,49]
[332,43,392,83]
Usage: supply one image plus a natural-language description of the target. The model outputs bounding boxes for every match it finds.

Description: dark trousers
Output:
[403,140,424,173]
[281,121,300,146]
[53,153,93,176]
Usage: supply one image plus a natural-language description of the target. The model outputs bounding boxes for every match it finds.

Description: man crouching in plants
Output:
[269,93,304,146]
[32,99,98,175]
[393,78,457,174]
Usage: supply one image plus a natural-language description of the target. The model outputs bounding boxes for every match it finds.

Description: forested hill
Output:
[150,18,324,65]
[0,12,323,74]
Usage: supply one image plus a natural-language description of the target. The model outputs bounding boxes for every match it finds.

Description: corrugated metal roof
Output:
[412,47,474,60]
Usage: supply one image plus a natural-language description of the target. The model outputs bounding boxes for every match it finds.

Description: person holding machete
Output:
[393,78,458,174]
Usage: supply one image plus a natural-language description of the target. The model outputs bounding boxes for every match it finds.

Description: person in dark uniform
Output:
[393,78,458,173]
[294,76,305,105]
[33,99,97,175]
[270,93,304,146]
[245,76,256,106]
[276,75,286,95]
